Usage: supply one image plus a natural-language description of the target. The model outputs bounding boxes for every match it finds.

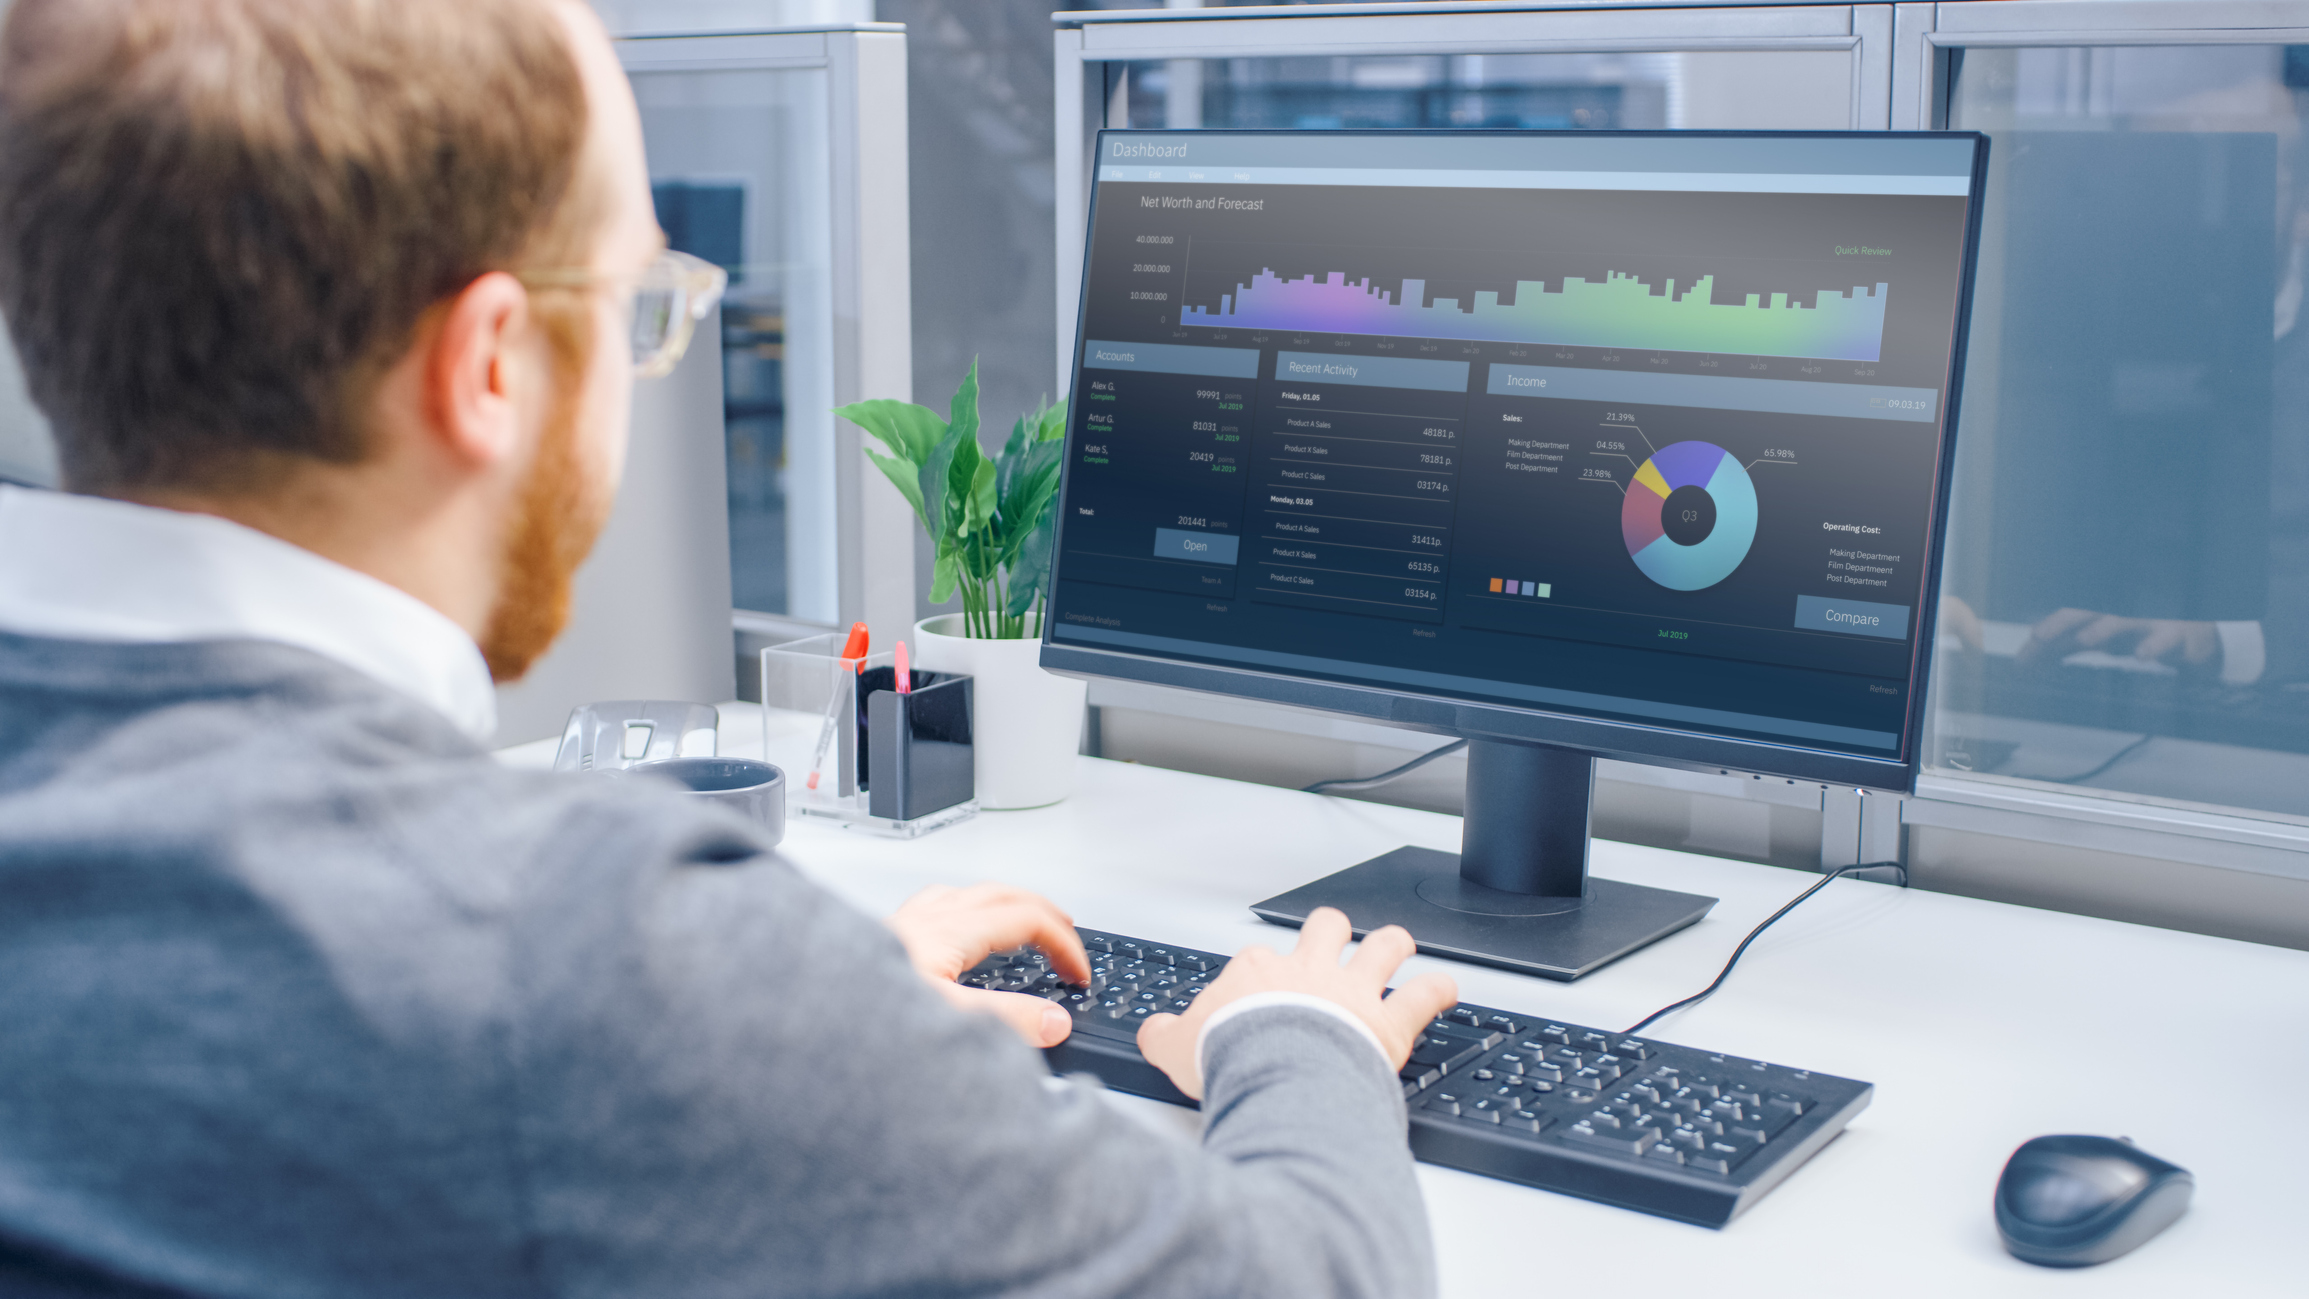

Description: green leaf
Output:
[942,419,987,538]
[995,443,1063,569]
[930,548,959,604]
[833,398,946,465]
[862,447,928,530]
[1004,496,1058,619]
[996,411,1031,505]
[946,359,981,458]
[1034,396,1068,442]
[961,457,997,538]
[918,424,959,543]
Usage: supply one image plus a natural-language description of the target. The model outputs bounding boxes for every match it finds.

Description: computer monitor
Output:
[1042,129,1988,980]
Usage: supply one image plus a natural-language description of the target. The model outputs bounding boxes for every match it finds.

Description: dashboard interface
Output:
[1048,131,1982,760]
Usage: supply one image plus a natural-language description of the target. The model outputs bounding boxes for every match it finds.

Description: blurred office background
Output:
[6,0,2309,945]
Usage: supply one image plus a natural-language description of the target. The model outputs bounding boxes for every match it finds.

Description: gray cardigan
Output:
[0,631,1435,1298]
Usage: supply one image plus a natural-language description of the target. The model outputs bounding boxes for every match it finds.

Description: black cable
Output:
[1302,740,1468,795]
[2040,733,2153,785]
[1621,860,1909,1038]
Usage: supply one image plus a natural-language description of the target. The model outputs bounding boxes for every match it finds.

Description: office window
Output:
[1930,46,2309,821]
[1109,52,1857,133]
[630,67,840,625]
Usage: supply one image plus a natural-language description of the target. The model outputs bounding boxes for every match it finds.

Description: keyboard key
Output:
[1523,1062,1566,1084]
[1644,1143,1686,1166]
[1506,1108,1549,1135]
[1614,1040,1652,1060]
[1686,1152,1734,1175]
[1539,1025,1574,1046]
[1764,1093,1808,1121]
[1563,1123,1657,1157]
[1485,1014,1522,1035]
[1668,1127,1707,1153]
[1492,1053,1529,1075]
[1424,1092,1465,1117]
[1400,1063,1440,1091]
[1448,1008,1484,1029]
[1726,1087,1764,1110]
[1461,1099,1507,1125]
[1083,935,1114,953]
[1728,1123,1771,1147]
[1564,1088,1600,1106]
[1469,1069,1497,1083]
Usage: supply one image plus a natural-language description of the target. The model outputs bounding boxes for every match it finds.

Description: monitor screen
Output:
[1045,130,1985,787]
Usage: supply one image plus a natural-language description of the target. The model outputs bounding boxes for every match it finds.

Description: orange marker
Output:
[804,622,871,792]
[895,641,912,694]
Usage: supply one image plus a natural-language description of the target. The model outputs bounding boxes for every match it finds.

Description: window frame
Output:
[1047,1,2309,895]
[614,25,919,646]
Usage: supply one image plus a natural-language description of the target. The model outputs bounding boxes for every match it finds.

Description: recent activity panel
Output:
[1246,352,1471,625]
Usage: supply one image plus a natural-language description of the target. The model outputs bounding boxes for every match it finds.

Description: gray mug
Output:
[631,757,786,848]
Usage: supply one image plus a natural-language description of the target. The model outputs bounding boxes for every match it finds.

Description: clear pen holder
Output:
[760,634,978,839]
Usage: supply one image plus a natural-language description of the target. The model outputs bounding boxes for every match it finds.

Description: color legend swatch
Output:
[1490,578,1552,597]
[1183,268,1888,362]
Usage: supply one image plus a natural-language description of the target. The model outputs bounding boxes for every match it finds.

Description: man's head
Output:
[0,0,662,680]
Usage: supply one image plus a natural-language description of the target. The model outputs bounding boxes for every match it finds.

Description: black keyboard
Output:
[966,927,1871,1228]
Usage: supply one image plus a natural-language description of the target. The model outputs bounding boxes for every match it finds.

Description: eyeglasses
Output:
[517,248,729,378]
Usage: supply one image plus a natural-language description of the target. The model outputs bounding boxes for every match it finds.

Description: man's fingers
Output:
[2020,607,2095,660]
[1345,924,1418,990]
[1136,1011,1203,1101]
[942,889,1090,984]
[2135,623,2183,662]
[2074,615,2129,650]
[1293,907,1354,966]
[1381,972,1460,1058]
[939,983,1071,1048]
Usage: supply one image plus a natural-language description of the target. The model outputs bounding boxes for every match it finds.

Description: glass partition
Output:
[630,66,840,625]
[1930,45,2309,822]
[1111,51,1857,133]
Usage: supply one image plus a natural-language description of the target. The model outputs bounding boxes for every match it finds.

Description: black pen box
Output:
[866,672,974,822]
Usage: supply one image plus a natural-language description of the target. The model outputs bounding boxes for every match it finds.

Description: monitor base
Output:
[1250,845,1716,982]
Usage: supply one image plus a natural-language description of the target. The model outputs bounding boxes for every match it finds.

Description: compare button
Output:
[1795,594,1909,639]
[1154,527,1240,565]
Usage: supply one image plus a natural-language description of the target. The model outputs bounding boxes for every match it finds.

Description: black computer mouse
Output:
[1994,1135,2193,1267]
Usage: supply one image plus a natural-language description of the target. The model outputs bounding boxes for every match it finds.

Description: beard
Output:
[478,318,612,682]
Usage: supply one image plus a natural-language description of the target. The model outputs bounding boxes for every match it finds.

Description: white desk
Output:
[509,704,2306,1296]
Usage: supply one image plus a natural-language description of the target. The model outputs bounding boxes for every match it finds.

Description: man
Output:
[0,0,1461,1295]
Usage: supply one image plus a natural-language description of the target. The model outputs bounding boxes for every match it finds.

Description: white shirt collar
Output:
[0,485,497,740]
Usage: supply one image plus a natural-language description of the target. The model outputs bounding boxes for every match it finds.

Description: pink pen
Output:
[895,641,911,694]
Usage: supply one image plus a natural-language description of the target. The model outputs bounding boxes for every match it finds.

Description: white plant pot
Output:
[912,614,1087,810]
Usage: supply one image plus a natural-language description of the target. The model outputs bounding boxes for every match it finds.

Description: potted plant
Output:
[835,362,1085,808]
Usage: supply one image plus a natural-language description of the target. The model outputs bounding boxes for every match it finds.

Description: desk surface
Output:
[507,704,2305,1296]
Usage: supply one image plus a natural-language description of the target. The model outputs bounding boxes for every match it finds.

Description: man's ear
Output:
[423,271,539,470]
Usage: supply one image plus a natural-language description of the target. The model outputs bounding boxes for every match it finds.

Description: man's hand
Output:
[1137,908,1458,1101]
[2020,607,2218,668]
[885,883,1093,1049]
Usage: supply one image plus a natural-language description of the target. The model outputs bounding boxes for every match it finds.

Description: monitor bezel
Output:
[1040,127,1991,794]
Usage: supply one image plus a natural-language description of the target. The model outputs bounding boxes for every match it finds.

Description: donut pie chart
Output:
[1620,441,1758,591]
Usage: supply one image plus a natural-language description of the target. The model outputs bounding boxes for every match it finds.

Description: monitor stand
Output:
[1249,739,1716,981]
